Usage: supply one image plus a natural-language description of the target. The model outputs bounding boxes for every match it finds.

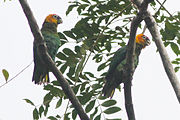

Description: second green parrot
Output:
[102,34,150,98]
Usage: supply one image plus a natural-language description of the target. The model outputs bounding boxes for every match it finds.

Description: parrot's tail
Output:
[102,78,116,98]
[32,65,49,84]
[39,73,49,84]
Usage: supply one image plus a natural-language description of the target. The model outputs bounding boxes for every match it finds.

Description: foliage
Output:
[152,2,180,71]
[25,0,180,119]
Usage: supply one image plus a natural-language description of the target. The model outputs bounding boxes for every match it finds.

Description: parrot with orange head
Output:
[32,14,63,84]
[102,34,150,98]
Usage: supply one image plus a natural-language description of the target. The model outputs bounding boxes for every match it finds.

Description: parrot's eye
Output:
[53,15,58,19]
[142,35,146,40]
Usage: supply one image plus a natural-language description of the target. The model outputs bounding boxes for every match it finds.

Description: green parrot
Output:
[102,34,150,98]
[32,14,63,84]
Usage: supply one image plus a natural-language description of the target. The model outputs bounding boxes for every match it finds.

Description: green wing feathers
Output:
[32,28,60,84]
[102,46,127,98]
[102,45,142,98]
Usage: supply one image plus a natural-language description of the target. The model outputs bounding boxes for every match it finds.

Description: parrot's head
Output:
[136,34,150,48]
[45,14,63,25]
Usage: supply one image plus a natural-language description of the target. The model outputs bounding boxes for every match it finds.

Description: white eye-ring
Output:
[142,35,146,39]
[53,15,58,19]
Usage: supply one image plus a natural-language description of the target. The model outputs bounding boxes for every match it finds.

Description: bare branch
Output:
[18,0,90,119]
[124,0,152,119]
[144,13,180,103]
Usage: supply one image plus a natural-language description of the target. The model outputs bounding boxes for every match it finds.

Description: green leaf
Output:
[175,58,180,61]
[51,81,61,86]
[104,107,121,114]
[92,84,102,90]
[105,41,112,52]
[60,63,68,73]
[2,69,9,81]
[80,82,88,92]
[106,118,122,120]
[33,108,39,120]
[98,95,106,100]
[67,66,76,77]
[72,109,78,120]
[101,100,117,107]
[50,87,63,98]
[175,67,180,72]
[63,31,76,39]
[81,0,90,3]
[94,114,101,120]
[58,32,67,40]
[64,113,70,120]
[44,105,49,116]
[66,4,78,15]
[85,100,96,113]
[97,63,106,71]
[66,57,79,67]
[56,52,67,60]
[48,116,58,120]
[63,48,76,57]
[75,46,83,57]
[177,40,180,45]
[105,15,111,24]
[39,105,44,118]
[90,106,98,119]
[162,21,176,40]
[56,115,61,118]
[75,55,86,79]
[84,72,95,78]
[43,93,53,106]
[172,61,179,65]
[23,99,35,106]
[80,45,87,55]
[77,93,92,105]
[73,85,80,95]
[171,43,180,55]
[55,98,62,109]
[77,4,89,14]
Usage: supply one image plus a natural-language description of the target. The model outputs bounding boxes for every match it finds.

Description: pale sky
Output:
[0,0,180,120]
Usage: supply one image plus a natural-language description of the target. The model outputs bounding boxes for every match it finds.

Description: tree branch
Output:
[133,0,180,103]
[124,0,152,120]
[18,0,90,119]
[144,13,180,103]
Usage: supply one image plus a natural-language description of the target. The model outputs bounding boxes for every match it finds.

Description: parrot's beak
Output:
[57,16,63,24]
[145,37,151,46]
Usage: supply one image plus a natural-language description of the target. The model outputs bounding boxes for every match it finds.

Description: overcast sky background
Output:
[0,0,180,120]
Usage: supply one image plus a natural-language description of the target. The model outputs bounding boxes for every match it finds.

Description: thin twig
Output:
[156,0,180,23]
[63,100,70,120]
[154,0,166,17]
[142,24,147,34]
[0,61,33,88]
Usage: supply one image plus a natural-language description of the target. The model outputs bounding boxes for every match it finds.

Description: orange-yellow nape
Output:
[136,34,150,48]
[45,14,62,25]
[136,34,145,45]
